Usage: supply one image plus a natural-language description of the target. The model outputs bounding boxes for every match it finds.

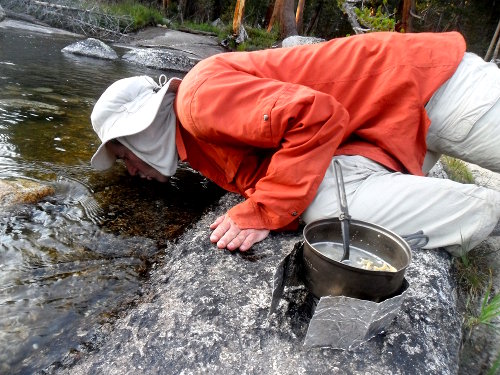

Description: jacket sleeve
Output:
[185,67,350,230]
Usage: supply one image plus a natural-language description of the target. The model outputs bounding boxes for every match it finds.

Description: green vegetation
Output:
[467,281,500,329]
[441,156,475,184]
[353,0,396,32]
[178,20,223,35]
[100,0,164,30]
[488,351,500,375]
[454,244,500,373]
[235,26,279,51]
[170,20,279,51]
[456,248,490,299]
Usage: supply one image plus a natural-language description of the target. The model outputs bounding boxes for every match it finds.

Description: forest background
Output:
[128,0,499,56]
[1,0,500,57]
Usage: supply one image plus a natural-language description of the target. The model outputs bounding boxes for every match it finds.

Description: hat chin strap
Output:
[119,92,178,177]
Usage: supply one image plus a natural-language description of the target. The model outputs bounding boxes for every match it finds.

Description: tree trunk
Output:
[485,18,500,61]
[296,0,305,35]
[401,0,415,32]
[305,0,322,35]
[267,0,283,33]
[279,0,298,38]
[233,0,245,34]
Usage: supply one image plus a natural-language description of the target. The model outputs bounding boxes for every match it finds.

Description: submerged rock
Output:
[0,178,54,206]
[0,98,65,116]
[62,38,118,60]
[122,47,197,73]
[54,193,462,375]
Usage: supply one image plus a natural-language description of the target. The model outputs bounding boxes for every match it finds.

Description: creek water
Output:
[0,22,222,374]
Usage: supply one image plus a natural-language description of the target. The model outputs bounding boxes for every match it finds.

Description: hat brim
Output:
[90,79,177,171]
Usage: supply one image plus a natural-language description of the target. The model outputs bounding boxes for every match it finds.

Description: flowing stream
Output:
[0,21,222,374]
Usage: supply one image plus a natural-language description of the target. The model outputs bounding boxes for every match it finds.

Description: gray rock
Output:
[211,18,224,28]
[122,47,197,73]
[126,28,225,61]
[62,38,118,60]
[0,5,5,22]
[55,193,462,375]
[0,19,81,36]
[235,25,248,44]
[0,98,65,116]
[282,35,325,48]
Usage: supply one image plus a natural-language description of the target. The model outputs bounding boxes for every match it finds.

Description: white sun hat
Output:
[90,75,181,171]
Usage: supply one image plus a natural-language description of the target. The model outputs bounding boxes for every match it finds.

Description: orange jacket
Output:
[174,32,466,231]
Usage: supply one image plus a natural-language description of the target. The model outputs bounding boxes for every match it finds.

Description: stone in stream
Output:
[0,98,65,116]
[62,38,119,60]
[0,178,54,206]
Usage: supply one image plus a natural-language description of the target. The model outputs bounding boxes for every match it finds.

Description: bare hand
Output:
[209,214,270,252]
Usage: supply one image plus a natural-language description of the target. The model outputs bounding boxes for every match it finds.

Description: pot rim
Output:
[303,217,412,275]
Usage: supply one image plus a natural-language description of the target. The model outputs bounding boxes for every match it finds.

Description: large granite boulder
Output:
[53,193,462,375]
[122,47,198,73]
[62,38,118,60]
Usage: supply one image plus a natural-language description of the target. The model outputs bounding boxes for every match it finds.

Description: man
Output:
[90,31,500,256]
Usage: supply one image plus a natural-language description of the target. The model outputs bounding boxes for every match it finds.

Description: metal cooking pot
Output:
[302,159,416,301]
[302,218,412,301]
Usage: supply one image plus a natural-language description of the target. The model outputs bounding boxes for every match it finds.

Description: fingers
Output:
[209,214,232,244]
[209,214,270,252]
[237,229,270,252]
[209,215,225,230]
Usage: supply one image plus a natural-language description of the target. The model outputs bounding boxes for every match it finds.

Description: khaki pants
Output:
[303,53,500,256]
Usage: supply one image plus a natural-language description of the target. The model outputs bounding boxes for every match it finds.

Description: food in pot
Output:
[359,258,397,272]
[311,241,397,272]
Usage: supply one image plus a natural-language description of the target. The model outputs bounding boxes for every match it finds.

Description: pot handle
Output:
[401,231,429,250]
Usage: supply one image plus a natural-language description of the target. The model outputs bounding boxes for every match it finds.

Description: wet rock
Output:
[282,35,325,48]
[0,5,6,22]
[0,178,54,206]
[0,98,65,116]
[122,47,197,73]
[55,193,462,375]
[62,38,118,60]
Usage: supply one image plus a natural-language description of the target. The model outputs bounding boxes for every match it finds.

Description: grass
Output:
[235,26,279,51]
[456,250,490,299]
[467,277,500,329]
[100,0,164,31]
[172,21,279,51]
[488,350,500,375]
[441,156,475,184]
[442,158,500,373]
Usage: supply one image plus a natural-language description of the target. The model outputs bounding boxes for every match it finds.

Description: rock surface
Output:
[122,47,197,73]
[0,98,65,116]
[118,28,226,72]
[127,28,225,61]
[61,38,118,60]
[54,193,462,375]
[0,178,54,206]
[0,18,81,36]
[282,35,325,47]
